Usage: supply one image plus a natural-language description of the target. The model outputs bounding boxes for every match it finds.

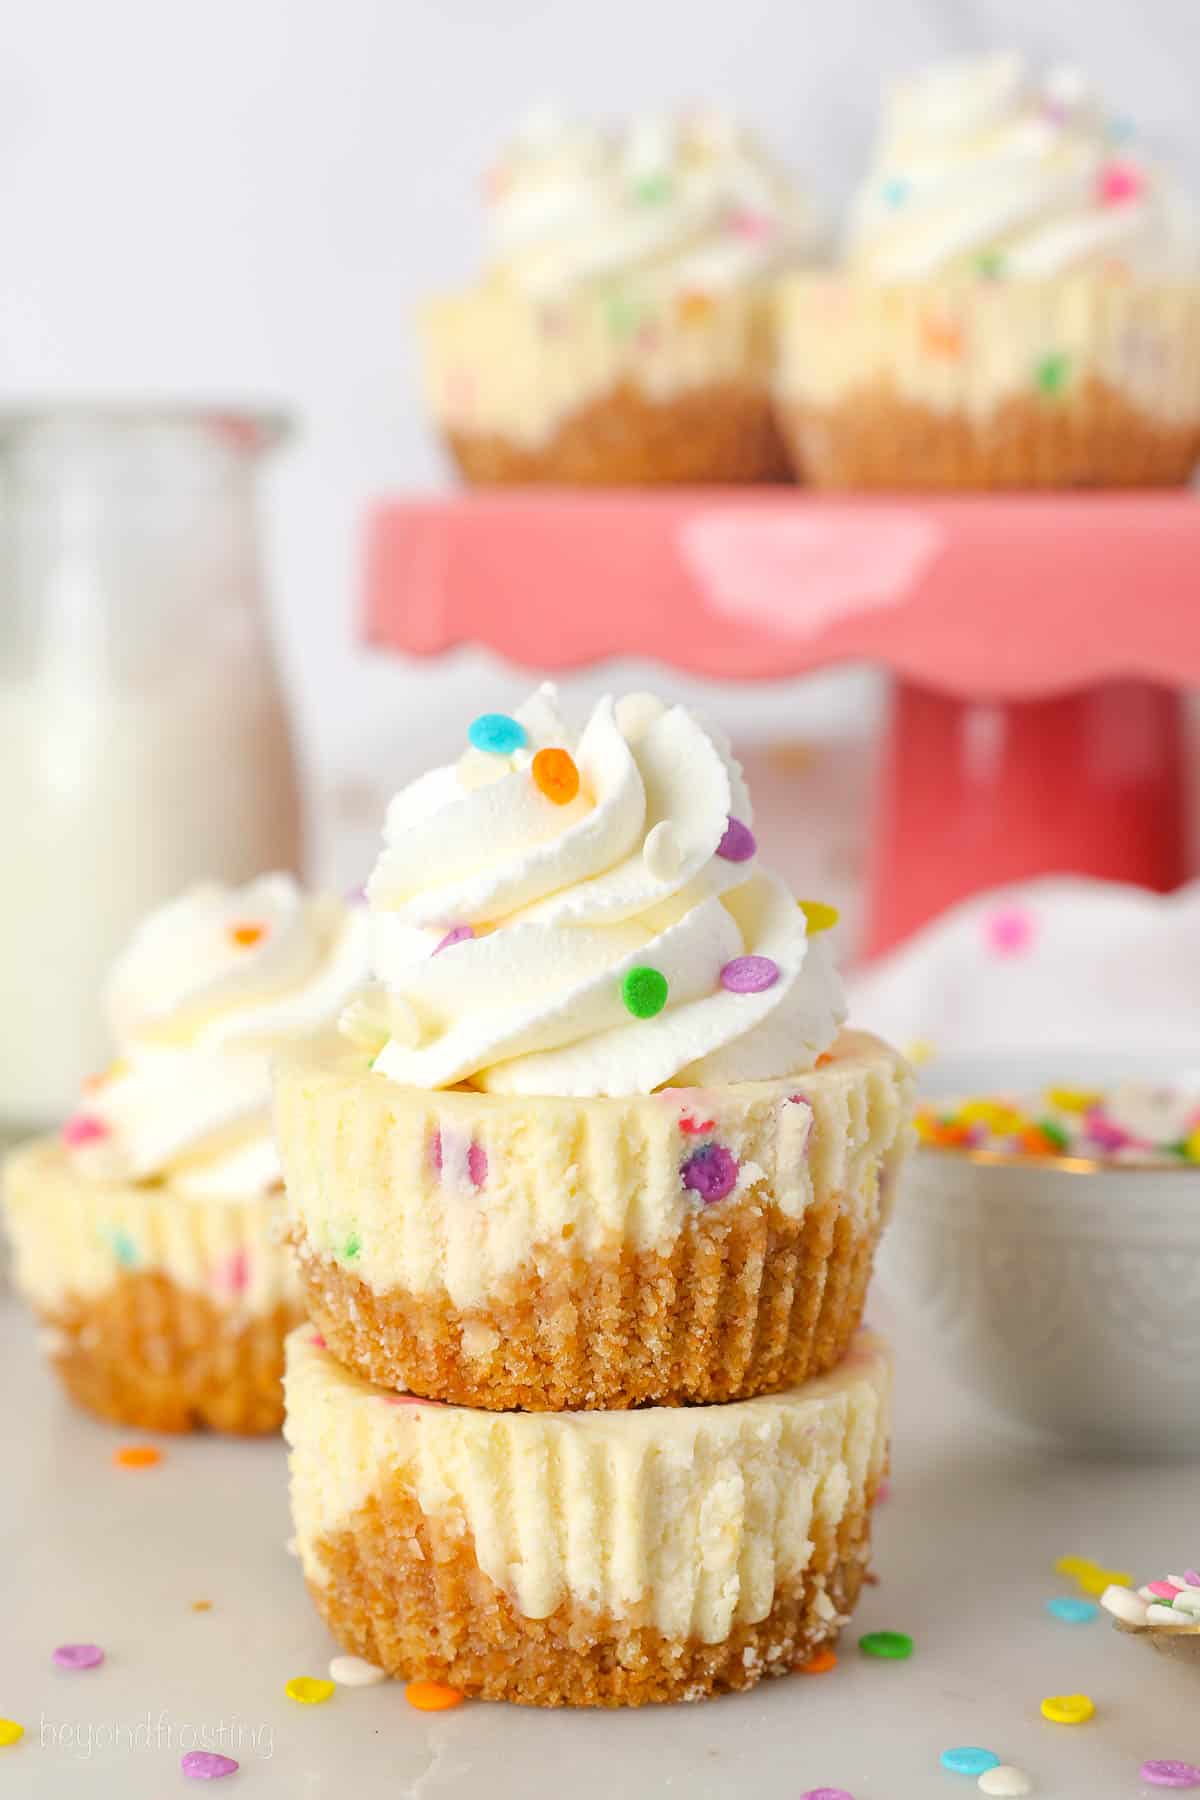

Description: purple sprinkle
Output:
[681,1143,738,1204]
[1085,1108,1132,1152]
[52,1643,104,1671]
[434,925,474,955]
[345,884,368,905]
[1184,1570,1200,1587]
[715,816,756,862]
[182,1751,240,1781]
[467,1142,488,1188]
[720,954,779,994]
[430,1130,443,1175]
[1142,1764,1200,1790]
[800,1791,856,1800]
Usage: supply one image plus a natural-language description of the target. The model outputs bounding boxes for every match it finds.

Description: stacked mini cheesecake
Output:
[278,686,913,1707]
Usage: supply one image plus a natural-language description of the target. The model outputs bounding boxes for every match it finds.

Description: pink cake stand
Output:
[363,492,1200,957]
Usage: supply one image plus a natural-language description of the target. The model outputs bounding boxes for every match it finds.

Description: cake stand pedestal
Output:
[363,491,1200,956]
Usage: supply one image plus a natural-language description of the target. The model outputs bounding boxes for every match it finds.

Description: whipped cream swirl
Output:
[66,876,369,1197]
[352,686,845,1097]
[484,104,821,299]
[846,52,1195,279]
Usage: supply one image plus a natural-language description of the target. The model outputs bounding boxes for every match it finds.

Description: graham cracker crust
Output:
[776,378,1200,489]
[305,1481,872,1707]
[290,1186,881,1410]
[42,1271,303,1434]
[446,377,792,485]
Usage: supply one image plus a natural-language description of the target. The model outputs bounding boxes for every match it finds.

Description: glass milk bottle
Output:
[0,409,304,1133]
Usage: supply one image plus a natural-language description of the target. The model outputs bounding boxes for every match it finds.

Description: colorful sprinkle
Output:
[677,290,715,326]
[797,1648,838,1676]
[329,1654,387,1688]
[434,925,474,954]
[621,966,669,1019]
[63,1114,109,1148]
[940,1747,1001,1776]
[467,713,527,756]
[108,1227,138,1269]
[192,1601,212,1612]
[218,1249,249,1296]
[921,313,965,359]
[729,208,773,239]
[800,1791,855,1800]
[1057,1556,1132,1597]
[975,249,1006,278]
[1035,351,1071,397]
[679,1115,716,1135]
[181,1752,240,1781]
[716,816,756,862]
[1040,1692,1094,1725]
[904,1038,937,1066]
[342,1233,361,1261]
[978,1770,1033,1798]
[531,747,580,806]
[1142,1763,1200,1789]
[633,173,672,205]
[681,1143,739,1204]
[881,177,909,207]
[309,1333,326,1349]
[986,906,1034,954]
[229,922,265,949]
[720,955,779,994]
[1148,1580,1183,1600]
[1098,160,1145,205]
[405,1681,464,1713]
[286,1677,335,1706]
[798,899,839,934]
[52,1644,104,1671]
[604,292,642,340]
[114,1445,161,1470]
[1046,1597,1098,1624]
[859,1630,913,1661]
[467,1141,488,1188]
[0,1722,23,1748]
[1047,1087,1100,1113]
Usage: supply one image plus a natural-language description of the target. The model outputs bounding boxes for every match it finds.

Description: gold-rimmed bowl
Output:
[879,1051,1200,1457]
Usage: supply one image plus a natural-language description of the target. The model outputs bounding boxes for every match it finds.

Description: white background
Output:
[2,0,1198,871]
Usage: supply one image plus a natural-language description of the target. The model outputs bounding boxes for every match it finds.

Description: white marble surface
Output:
[2,1291,1197,1798]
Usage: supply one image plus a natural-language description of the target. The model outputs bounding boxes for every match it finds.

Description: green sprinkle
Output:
[107,1227,138,1269]
[1036,351,1071,397]
[859,1630,913,1661]
[975,249,1006,279]
[621,966,669,1019]
[343,1233,361,1262]
[632,173,672,206]
[1036,1119,1069,1150]
[604,293,642,341]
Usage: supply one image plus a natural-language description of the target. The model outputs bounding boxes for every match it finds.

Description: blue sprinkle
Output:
[108,1227,138,1269]
[467,712,527,756]
[881,176,910,208]
[1046,1595,1099,1624]
[940,1748,1001,1777]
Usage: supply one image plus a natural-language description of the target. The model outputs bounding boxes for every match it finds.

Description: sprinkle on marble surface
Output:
[405,1681,464,1712]
[940,1746,1000,1776]
[978,1768,1033,1797]
[181,1751,240,1781]
[191,1601,212,1612]
[1040,1692,1094,1725]
[1045,1596,1098,1624]
[113,1445,161,1470]
[285,1677,334,1706]
[52,1644,104,1671]
[859,1630,913,1661]
[796,1648,838,1676]
[329,1654,387,1688]
[800,1790,855,1800]
[1141,1762,1200,1789]
[0,1721,24,1748]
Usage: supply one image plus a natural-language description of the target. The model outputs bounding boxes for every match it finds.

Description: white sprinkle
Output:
[1101,1584,1149,1626]
[1172,1590,1200,1615]
[978,1767,1033,1797]
[642,820,682,880]
[1148,1603,1194,1627]
[330,1654,387,1688]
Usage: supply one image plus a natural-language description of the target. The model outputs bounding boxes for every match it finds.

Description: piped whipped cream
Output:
[846,52,1196,280]
[65,876,369,1197]
[349,686,846,1097]
[483,103,821,299]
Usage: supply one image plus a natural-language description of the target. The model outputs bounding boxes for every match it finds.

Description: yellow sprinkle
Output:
[798,900,839,935]
[0,1720,23,1748]
[1046,1087,1101,1114]
[959,1100,1026,1134]
[904,1038,937,1067]
[1041,1693,1095,1725]
[1077,1565,1132,1597]
[285,1677,335,1706]
[1184,1127,1200,1163]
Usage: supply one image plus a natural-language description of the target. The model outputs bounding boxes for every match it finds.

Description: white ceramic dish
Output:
[880,1050,1200,1457]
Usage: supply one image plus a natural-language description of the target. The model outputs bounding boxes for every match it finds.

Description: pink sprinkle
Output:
[716,816,756,862]
[219,1250,249,1296]
[181,1751,240,1781]
[53,1643,104,1671]
[309,1333,326,1349]
[1141,1764,1200,1790]
[1099,160,1145,205]
[467,1142,488,1188]
[430,1130,443,1175]
[720,954,779,994]
[1086,1108,1132,1152]
[679,1115,716,1136]
[345,884,368,905]
[63,1114,109,1148]
[801,1791,856,1800]
[985,906,1034,955]
[434,925,474,955]
[1148,1580,1182,1599]
[386,1393,444,1407]
[730,208,774,239]
[876,1478,892,1504]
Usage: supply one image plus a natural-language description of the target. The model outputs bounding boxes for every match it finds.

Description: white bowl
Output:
[879,1051,1200,1457]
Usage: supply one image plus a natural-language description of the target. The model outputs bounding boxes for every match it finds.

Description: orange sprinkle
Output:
[229,923,266,949]
[191,1601,212,1612]
[677,290,715,326]
[114,1444,161,1470]
[921,312,965,359]
[797,1648,838,1676]
[405,1681,464,1713]
[531,747,580,807]
[815,1052,834,1068]
[1021,1126,1058,1156]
